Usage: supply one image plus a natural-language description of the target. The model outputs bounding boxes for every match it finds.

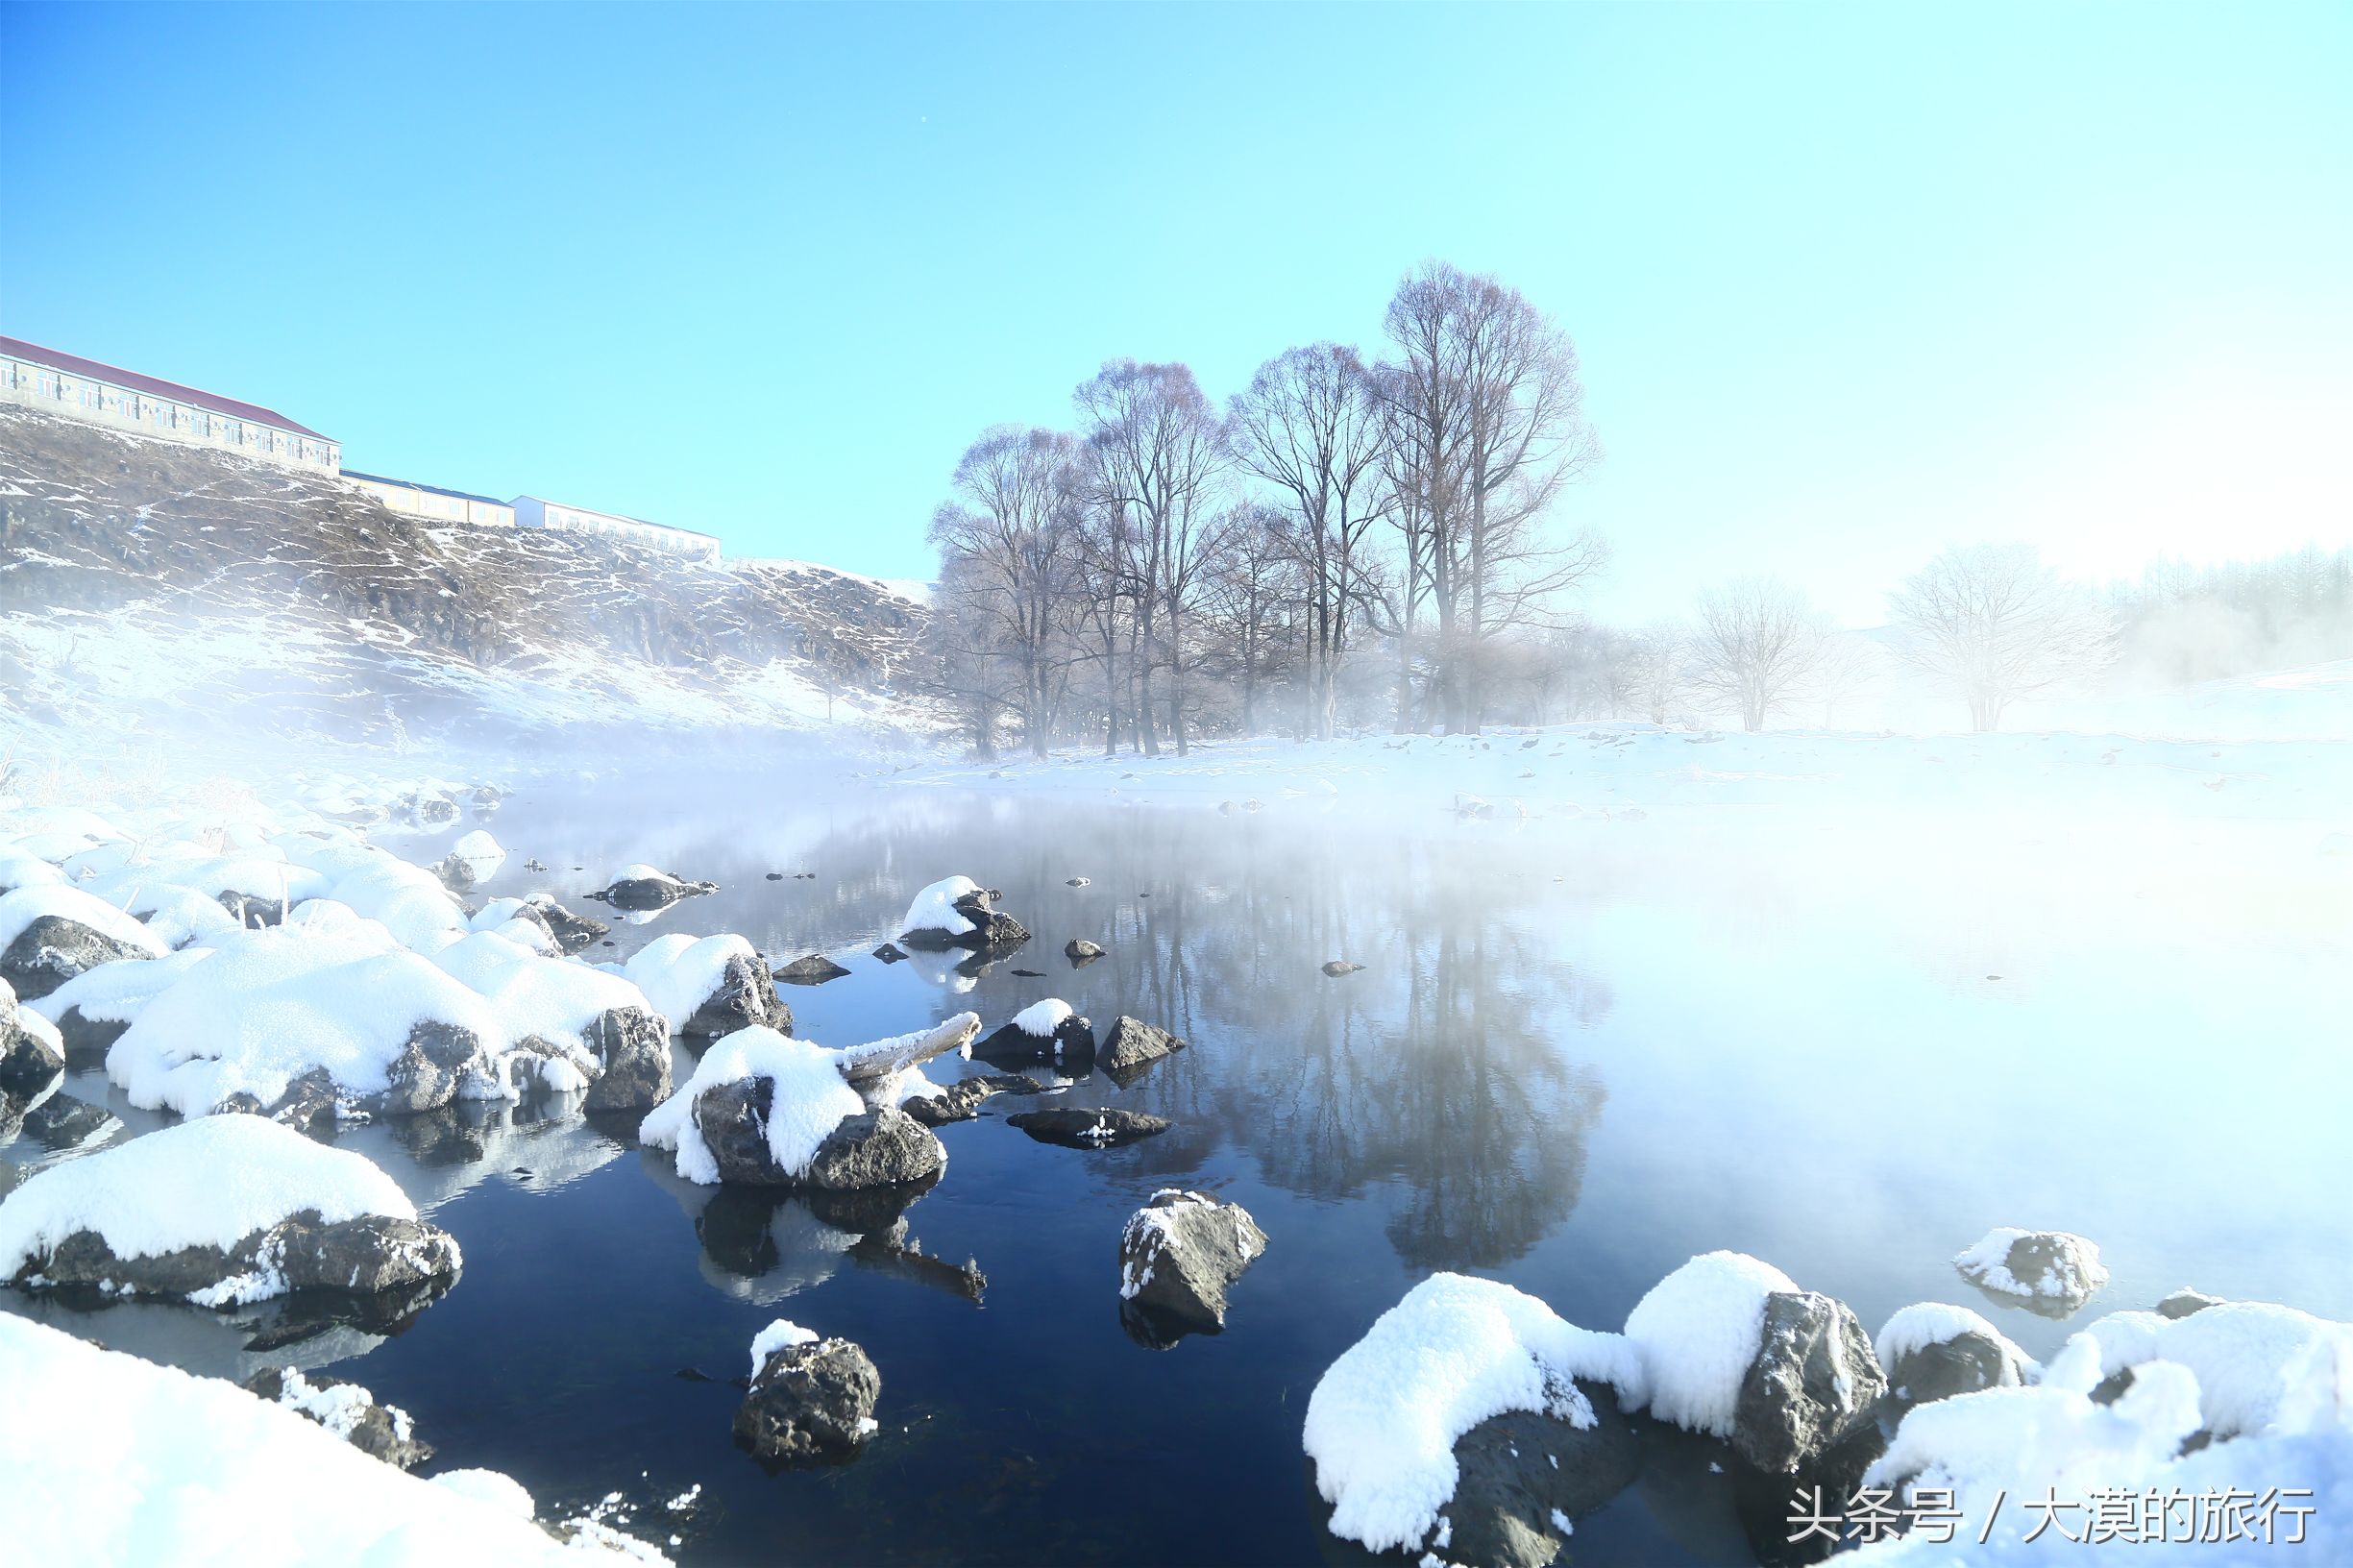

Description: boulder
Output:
[1884,1329,2025,1408]
[0,916,155,1003]
[2158,1287,2224,1320]
[699,1079,945,1190]
[1117,1189,1265,1335]
[580,1005,674,1112]
[900,887,1029,952]
[1321,960,1365,977]
[242,1367,433,1470]
[1007,1107,1170,1148]
[526,897,609,956]
[1731,1290,1886,1474]
[973,1010,1096,1072]
[1954,1228,2108,1317]
[1097,1016,1184,1075]
[682,952,789,1038]
[215,1065,341,1136]
[587,870,719,912]
[17,1208,460,1306]
[774,954,851,987]
[902,1073,1043,1126]
[17,1092,116,1153]
[1436,1398,1643,1568]
[0,982,65,1095]
[376,1019,494,1115]
[1065,939,1106,964]
[734,1336,880,1464]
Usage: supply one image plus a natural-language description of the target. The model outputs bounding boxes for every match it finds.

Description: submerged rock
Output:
[1117,1189,1265,1339]
[1731,1290,1887,1474]
[1007,1107,1169,1149]
[1096,1015,1184,1075]
[774,953,851,986]
[242,1367,433,1470]
[734,1330,880,1465]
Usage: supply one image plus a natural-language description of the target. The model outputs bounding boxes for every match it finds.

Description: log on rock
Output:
[834,1013,981,1089]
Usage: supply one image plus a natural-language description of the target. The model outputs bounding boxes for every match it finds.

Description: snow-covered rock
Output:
[0,976,65,1098]
[972,998,1094,1070]
[1875,1302,2034,1407]
[1954,1227,2108,1316]
[0,1313,671,1567]
[0,883,167,1001]
[897,875,1028,951]
[1730,1288,1887,1474]
[242,1365,432,1470]
[525,894,609,955]
[638,1026,945,1189]
[0,1115,459,1308]
[1622,1250,1800,1439]
[1303,1272,1648,1556]
[1116,1189,1265,1342]
[1005,1106,1170,1147]
[2073,1302,2353,1438]
[588,865,717,913]
[432,829,505,893]
[734,1319,880,1464]
[624,933,787,1036]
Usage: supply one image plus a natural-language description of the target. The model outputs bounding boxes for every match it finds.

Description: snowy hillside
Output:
[0,407,934,752]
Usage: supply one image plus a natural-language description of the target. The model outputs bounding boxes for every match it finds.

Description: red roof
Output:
[1,335,333,442]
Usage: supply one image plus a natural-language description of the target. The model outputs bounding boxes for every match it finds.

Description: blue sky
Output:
[4,2,2346,623]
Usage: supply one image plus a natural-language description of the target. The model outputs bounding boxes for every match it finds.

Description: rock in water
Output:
[242,1367,433,1470]
[902,1073,1043,1126]
[1953,1227,2108,1317]
[774,953,851,986]
[972,1002,1095,1071]
[525,896,609,955]
[692,952,791,1036]
[587,868,719,912]
[1440,1400,1642,1568]
[2158,1287,2224,1319]
[0,979,65,1095]
[1096,1015,1184,1074]
[1883,1328,2024,1408]
[697,1077,946,1189]
[735,1335,880,1464]
[1731,1290,1886,1474]
[1118,1189,1265,1335]
[1065,938,1106,964]
[0,914,158,1003]
[1321,960,1364,977]
[580,1005,674,1111]
[898,878,1029,952]
[870,943,908,964]
[1007,1107,1169,1148]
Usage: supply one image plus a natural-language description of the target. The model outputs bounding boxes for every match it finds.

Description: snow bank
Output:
[1304,1272,1648,1554]
[324,859,467,953]
[749,1316,819,1377]
[0,1313,666,1566]
[430,930,649,1055]
[0,1115,415,1278]
[0,849,66,893]
[624,932,756,1031]
[1875,1302,2032,1384]
[638,1026,862,1186]
[29,944,216,1029]
[1955,1227,2108,1300]
[1622,1250,1799,1438]
[2076,1304,2353,1438]
[1011,997,1073,1037]
[0,883,168,957]
[899,875,981,938]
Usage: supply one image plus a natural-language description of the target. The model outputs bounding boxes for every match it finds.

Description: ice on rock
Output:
[0,1313,667,1567]
[1621,1250,1800,1439]
[638,1026,864,1187]
[1304,1272,1648,1555]
[899,875,982,938]
[0,1114,418,1280]
[749,1316,819,1377]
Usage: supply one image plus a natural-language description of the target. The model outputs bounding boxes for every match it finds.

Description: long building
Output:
[344,471,516,528]
[510,495,720,562]
[0,336,339,474]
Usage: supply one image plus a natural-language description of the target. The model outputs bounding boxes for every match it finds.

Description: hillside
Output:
[0,407,933,754]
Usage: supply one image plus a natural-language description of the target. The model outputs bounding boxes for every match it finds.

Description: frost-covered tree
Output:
[1888,542,2115,730]
[1687,576,1827,732]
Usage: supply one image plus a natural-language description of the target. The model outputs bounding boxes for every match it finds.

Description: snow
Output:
[1875,1301,2032,1384]
[0,882,169,958]
[429,929,648,1059]
[0,1115,421,1291]
[1955,1227,2109,1299]
[623,932,756,1032]
[637,1026,864,1186]
[748,1316,819,1377]
[1011,997,1072,1038]
[447,828,505,881]
[2074,1304,2353,1438]
[0,1314,664,1567]
[28,944,216,1028]
[1621,1250,1800,1439]
[899,874,981,937]
[136,886,247,947]
[267,1367,414,1447]
[324,858,468,953]
[0,848,66,892]
[430,1468,538,1520]
[1303,1272,1649,1555]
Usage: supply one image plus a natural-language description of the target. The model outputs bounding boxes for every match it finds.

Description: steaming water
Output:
[7,772,2348,1565]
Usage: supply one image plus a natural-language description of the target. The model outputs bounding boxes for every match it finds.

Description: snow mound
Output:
[1011,997,1073,1038]
[446,829,505,881]
[0,1115,415,1277]
[638,1026,862,1186]
[2076,1303,2353,1438]
[0,883,168,958]
[1875,1302,2032,1383]
[29,945,216,1030]
[1622,1250,1800,1438]
[0,1314,665,1567]
[1303,1271,1648,1554]
[624,932,756,1031]
[749,1316,819,1377]
[899,875,982,938]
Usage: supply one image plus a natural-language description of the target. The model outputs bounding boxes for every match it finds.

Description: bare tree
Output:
[1231,343,1389,739]
[1687,576,1828,732]
[1375,261,1605,732]
[1625,622,1687,725]
[926,425,1083,756]
[1200,503,1306,734]
[1075,360,1232,756]
[1887,542,2116,730]
[1803,630,1884,729]
[919,551,1019,757]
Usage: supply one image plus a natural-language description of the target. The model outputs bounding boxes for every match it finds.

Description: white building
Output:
[345,471,515,528]
[510,495,720,562]
[0,336,339,473]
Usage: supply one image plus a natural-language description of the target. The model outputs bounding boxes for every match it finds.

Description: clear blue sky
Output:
[5,3,2346,623]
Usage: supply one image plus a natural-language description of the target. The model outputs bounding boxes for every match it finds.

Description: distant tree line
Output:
[918,262,2348,750]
